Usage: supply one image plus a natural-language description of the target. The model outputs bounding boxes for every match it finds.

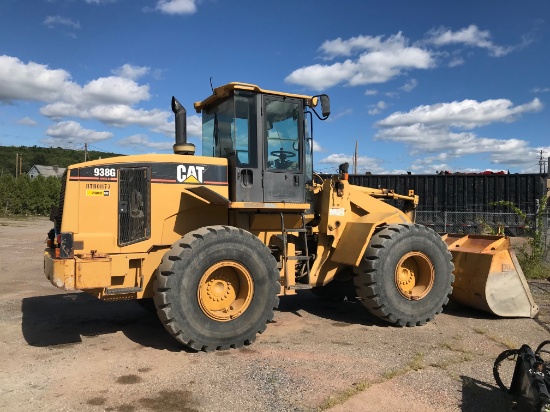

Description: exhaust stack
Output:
[171,96,195,155]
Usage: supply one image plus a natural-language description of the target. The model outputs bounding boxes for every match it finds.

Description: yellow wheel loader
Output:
[44,82,539,351]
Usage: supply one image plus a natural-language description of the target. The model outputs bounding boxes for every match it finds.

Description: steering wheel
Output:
[270,149,296,159]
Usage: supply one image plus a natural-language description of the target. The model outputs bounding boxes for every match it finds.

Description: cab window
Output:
[265,99,300,171]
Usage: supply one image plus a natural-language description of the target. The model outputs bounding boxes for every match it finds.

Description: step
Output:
[104,286,142,295]
[288,284,313,290]
[286,256,311,261]
[283,228,308,233]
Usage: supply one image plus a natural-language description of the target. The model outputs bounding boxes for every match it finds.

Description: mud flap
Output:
[442,234,539,318]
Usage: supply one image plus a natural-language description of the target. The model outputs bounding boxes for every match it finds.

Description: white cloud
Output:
[88,105,163,124]
[80,76,150,105]
[285,32,434,91]
[374,98,545,170]
[319,35,389,59]
[377,98,542,129]
[424,25,512,57]
[40,102,81,118]
[285,60,357,90]
[112,64,150,80]
[532,87,550,93]
[364,89,378,96]
[44,121,112,145]
[448,57,465,67]
[0,56,149,107]
[409,155,454,174]
[368,101,388,115]
[17,117,37,127]
[287,26,523,91]
[0,54,202,146]
[187,114,202,137]
[326,108,353,122]
[118,134,173,151]
[318,153,385,174]
[155,0,197,15]
[44,16,81,29]
[0,55,76,103]
[312,140,324,152]
[400,78,418,92]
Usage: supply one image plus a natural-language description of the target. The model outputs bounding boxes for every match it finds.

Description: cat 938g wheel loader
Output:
[44,82,539,351]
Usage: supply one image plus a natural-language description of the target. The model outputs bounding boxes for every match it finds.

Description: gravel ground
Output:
[0,217,549,412]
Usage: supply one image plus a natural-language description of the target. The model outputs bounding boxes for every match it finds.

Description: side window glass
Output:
[234,94,257,168]
[201,93,257,168]
[266,100,300,171]
[201,98,234,158]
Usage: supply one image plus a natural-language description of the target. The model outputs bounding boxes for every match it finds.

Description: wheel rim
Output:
[197,261,254,322]
[394,252,435,300]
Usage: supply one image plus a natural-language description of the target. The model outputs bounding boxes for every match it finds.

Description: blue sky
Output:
[1,0,549,174]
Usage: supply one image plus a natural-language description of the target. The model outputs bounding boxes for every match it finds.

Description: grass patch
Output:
[318,379,374,410]
[429,340,475,370]
[318,352,425,410]
[473,328,517,349]
[430,353,474,370]
[440,340,472,354]
[383,352,425,380]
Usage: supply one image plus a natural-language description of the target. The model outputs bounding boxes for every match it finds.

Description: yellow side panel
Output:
[330,212,408,267]
[75,256,112,289]
[62,154,230,256]
[330,222,377,266]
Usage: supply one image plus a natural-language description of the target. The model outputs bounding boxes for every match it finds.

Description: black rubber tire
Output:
[153,225,280,351]
[353,223,454,326]
[493,349,520,392]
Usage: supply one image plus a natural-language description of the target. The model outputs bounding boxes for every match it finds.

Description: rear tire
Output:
[353,224,454,326]
[154,226,280,351]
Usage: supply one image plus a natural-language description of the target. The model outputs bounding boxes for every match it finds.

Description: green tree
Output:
[0,174,60,216]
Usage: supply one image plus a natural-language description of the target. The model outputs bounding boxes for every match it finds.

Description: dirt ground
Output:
[0,217,549,412]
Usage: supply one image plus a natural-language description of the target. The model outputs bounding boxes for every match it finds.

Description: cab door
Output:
[263,96,305,203]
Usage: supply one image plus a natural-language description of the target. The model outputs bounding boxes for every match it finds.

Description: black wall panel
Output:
[345,174,547,213]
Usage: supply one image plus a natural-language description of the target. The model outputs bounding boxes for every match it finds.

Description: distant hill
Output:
[0,145,122,177]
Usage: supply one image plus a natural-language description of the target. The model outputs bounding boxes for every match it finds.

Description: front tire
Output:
[353,224,454,326]
[154,226,280,351]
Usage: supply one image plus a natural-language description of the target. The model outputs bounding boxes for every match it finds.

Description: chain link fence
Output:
[417,211,529,236]
[416,210,550,263]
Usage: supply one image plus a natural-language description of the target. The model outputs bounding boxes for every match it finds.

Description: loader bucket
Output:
[441,234,539,318]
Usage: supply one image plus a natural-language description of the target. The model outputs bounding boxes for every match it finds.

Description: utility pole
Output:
[84,143,88,162]
[354,141,358,175]
[15,153,22,177]
[539,150,547,174]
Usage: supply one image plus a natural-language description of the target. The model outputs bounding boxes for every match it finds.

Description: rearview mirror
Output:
[320,94,330,118]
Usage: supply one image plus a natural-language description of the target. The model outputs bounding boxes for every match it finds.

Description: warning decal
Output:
[86,189,110,197]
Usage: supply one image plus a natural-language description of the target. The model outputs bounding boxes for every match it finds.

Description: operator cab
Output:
[194,83,329,204]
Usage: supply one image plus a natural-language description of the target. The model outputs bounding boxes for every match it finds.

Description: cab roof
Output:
[193,82,319,113]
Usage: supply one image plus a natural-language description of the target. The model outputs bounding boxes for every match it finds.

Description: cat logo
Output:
[176,165,205,184]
